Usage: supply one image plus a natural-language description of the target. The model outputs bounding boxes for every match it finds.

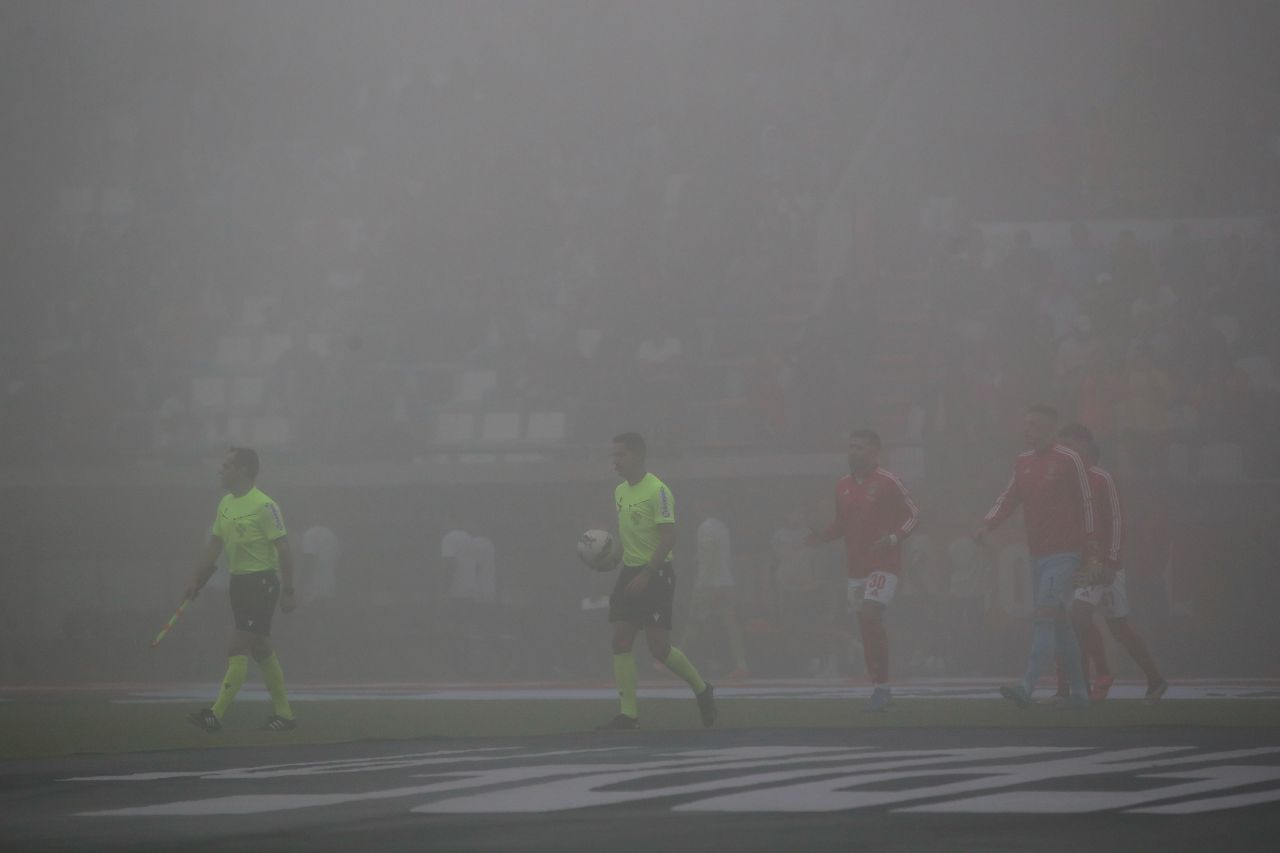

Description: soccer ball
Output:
[577,529,620,572]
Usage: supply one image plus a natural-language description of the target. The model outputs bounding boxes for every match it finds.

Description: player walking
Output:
[977,404,1094,709]
[1058,423,1169,703]
[185,448,297,731]
[807,429,920,712]
[600,432,716,730]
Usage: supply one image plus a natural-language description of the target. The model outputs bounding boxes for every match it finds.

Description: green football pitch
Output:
[3,698,1279,760]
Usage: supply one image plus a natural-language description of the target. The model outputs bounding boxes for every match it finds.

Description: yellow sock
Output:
[612,652,638,719]
[257,653,293,719]
[662,646,707,694]
[211,655,248,720]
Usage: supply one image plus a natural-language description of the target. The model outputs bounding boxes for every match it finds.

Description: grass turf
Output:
[2,697,1279,760]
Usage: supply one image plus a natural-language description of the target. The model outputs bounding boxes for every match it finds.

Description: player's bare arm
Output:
[184,536,224,600]
[275,537,297,613]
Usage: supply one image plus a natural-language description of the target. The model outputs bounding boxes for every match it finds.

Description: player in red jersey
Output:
[976,404,1094,708]
[1058,423,1169,704]
[807,429,920,712]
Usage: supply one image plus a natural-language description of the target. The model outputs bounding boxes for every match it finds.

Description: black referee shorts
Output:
[229,571,280,636]
[608,563,676,630]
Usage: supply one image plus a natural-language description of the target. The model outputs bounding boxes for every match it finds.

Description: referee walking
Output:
[185,448,298,731]
[600,432,716,731]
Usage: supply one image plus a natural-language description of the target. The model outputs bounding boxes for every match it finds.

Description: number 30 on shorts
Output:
[862,571,898,606]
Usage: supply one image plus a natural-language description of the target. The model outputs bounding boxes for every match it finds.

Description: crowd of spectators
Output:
[4,2,1278,468]
[2,4,872,462]
[918,216,1280,487]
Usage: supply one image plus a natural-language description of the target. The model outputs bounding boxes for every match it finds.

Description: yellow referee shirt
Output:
[615,473,675,568]
[212,487,287,575]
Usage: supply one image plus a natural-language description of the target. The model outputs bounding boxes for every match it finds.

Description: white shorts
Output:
[1073,568,1130,620]
[848,571,898,608]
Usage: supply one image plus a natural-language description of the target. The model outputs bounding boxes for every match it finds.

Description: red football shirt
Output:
[1088,464,1123,568]
[819,467,920,579]
[984,443,1095,558]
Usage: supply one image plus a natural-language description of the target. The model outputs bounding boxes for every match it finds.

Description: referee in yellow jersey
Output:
[600,432,717,730]
[185,448,298,731]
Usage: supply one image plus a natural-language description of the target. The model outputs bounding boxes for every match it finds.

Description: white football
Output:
[577,529,620,572]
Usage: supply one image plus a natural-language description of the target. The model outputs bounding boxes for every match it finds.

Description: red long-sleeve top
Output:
[1088,464,1123,568]
[819,467,920,579]
[983,444,1095,558]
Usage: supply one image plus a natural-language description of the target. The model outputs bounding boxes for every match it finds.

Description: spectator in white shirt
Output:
[676,499,749,681]
[299,525,340,608]
[440,526,499,677]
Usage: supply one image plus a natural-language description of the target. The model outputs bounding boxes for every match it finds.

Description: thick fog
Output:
[1,0,1278,685]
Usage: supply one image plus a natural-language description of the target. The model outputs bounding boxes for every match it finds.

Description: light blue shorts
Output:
[1032,552,1081,610]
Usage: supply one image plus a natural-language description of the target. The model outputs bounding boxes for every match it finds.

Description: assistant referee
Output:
[185,448,297,731]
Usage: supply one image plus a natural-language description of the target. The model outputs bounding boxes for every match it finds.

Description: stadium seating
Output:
[525,411,567,445]
[479,411,521,444]
[456,369,498,405]
[435,411,476,444]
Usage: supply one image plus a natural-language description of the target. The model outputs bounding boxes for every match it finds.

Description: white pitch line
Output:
[98,679,1280,704]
